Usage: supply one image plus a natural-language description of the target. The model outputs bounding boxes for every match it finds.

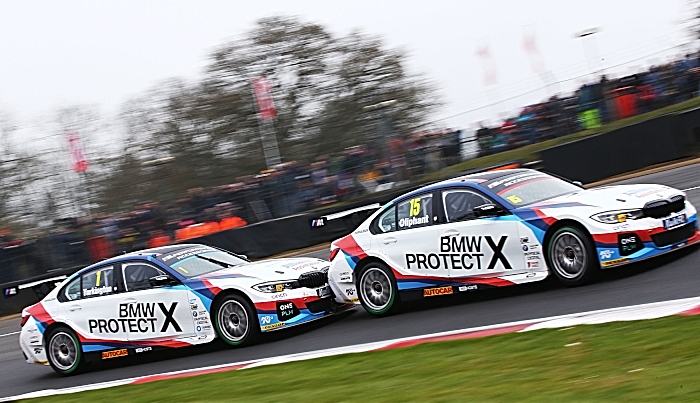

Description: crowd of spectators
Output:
[4,53,700,278]
[476,53,700,156]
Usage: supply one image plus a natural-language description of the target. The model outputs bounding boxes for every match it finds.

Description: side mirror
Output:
[148,275,177,288]
[473,203,506,218]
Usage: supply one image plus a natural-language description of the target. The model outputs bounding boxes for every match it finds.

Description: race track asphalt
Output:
[1,164,699,399]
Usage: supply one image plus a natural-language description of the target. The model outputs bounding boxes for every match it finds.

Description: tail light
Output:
[329,248,340,261]
[20,314,30,328]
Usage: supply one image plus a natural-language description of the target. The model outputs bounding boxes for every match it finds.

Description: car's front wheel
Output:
[46,326,83,376]
[357,262,401,316]
[213,294,260,347]
[547,225,599,286]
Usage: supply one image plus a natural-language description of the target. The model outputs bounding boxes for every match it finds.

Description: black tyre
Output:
[546,225,600,286]
[213,294,260,347]
[45,326,83,376]
[357,261,401,316]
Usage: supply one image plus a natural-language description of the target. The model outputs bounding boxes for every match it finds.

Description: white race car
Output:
[20,244,351,375]
[328,168,700,316]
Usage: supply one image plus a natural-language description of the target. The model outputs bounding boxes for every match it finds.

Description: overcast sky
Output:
[0,0,692,137]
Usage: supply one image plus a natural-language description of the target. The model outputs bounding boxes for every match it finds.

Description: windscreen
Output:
[159,245,248,278]
[482,171,580,207]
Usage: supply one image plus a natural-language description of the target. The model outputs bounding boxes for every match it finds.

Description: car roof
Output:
[71,243,208,277]
[390,168,536,203]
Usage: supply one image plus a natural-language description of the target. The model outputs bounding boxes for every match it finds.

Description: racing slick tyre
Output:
[357,261,401,317]
[546,225,600,287]
[45,326,83,376]
[213,294,260,347]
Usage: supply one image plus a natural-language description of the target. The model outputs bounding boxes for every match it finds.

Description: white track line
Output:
[682,185,700,192]
[0,331,19,338]
[2,296,700,402]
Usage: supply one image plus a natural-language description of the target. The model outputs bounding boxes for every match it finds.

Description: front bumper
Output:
[592,213,700,268]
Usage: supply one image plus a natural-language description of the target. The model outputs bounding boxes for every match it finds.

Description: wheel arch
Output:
[210,288,257,316]
[543,219,594,251]
[43,322,77,348]
[542,218,600,268]
[354,256,390,275]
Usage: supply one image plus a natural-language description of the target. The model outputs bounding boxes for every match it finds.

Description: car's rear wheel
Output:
[46,326,83,376]
[357,262,401,316]
[547,225,599,286]
[213,294,260,347]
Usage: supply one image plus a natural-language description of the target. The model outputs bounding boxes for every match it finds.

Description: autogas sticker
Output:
[458,284,478,292]
[601,257,629,267]
[276,301,300,321]
[339,272,352,282]
[663,214,686,230]
[135,347,152,354]
[261,322,285,331]
[101,349,128,360]
[406,236,512,271]
[29,335,40,344]
[423,286,454,297]
[88,302,181,334]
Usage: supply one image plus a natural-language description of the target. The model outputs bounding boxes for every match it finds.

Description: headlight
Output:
[252,280,299,293]
[590,209,644,224]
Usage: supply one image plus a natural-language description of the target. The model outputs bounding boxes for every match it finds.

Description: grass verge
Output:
[34,314,700,402]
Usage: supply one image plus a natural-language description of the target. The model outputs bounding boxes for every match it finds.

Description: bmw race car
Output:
[327,168,700,316]
[20,244,351,375]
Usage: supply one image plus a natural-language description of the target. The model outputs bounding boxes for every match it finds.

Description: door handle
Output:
[443,230,460,237]
[122,298,137,304]
[69,305,82,312]
[382,237,397,245]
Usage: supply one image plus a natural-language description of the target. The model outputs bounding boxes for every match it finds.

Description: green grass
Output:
[34,314,700,402]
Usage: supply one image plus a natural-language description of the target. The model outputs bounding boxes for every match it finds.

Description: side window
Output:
[397,193,433,230]
[123,262,165,292]
[62,277,81,301]
[375,206,397,233]
[442,189,491,222]
[81,266,115,298]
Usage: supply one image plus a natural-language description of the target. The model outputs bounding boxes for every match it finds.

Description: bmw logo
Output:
[522,245,528,251]
[193,311,198,317]
[196,326,202,332]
